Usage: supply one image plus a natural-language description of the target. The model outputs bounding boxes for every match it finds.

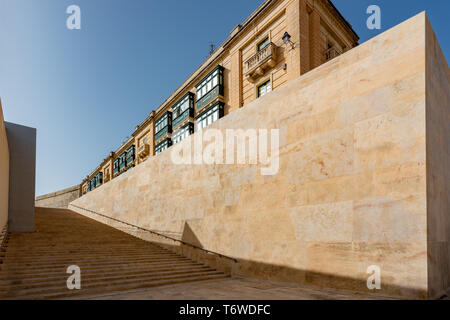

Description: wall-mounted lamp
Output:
[282,32,296,50]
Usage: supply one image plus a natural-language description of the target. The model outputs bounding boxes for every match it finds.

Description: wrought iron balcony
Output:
[244,42,277,83]
[325,47,342,62]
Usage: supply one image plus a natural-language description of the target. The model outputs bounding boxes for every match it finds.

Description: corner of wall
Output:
[0,98,10,233]
[425,15,450,299]
[5,122,36,233]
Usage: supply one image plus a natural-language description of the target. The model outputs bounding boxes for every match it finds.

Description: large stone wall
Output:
[71,13,449,299]
[36,185,81,209]
[0,100,9,233]
[5,122,36,233]
[425,17,450,299]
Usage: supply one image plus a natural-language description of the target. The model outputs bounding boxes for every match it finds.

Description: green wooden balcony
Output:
[173,107,194,129]
[195,65,224,112]
[196,85,224,111]
[155,126,170,142]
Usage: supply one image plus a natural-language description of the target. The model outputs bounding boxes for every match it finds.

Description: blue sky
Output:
[0,0,449,196]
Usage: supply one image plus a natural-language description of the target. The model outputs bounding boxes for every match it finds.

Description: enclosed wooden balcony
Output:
[154,111,172,144]
[244,42,277,83]
[172,92,195,130]
[195,66,224,113]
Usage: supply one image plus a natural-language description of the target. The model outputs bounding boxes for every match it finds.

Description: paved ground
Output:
[76,277,400,300]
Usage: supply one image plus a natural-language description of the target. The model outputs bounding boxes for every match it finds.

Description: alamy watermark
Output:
[366,5,381,30]
[66,265,81,290]
[367,265,381,290]
[66,5,81,30]
[170,128,280,176]
[64,5,381,31]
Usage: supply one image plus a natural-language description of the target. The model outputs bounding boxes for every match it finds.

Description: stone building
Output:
[81,0,359,194]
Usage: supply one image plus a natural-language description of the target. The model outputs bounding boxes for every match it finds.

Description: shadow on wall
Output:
[69,206,429,300]
[160,224,428,300]
[181,222,204,249]
[108,222,428,300]
[163,242,429,300]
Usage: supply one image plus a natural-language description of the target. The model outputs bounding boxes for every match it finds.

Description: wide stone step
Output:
[6,244,163,250]
[3,248,170,257]
[0,268,220,291]
[2,252,176,262]
[0,208,228,299]
[0,265,214,285]
[0,261,204,279]
[0,257,194,273]
[0,273,229,300]
[2,252,180,265]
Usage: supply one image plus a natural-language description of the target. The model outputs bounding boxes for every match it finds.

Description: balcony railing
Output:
[325,47,342,62]
[138,144,150,159]
[244,42,277,83]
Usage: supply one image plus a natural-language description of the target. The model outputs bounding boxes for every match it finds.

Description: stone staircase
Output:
[0,208,228,300]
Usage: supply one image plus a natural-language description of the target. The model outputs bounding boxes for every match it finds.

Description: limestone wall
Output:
[5,122,36,233]
[36,185,81,209]
[425,17,450,299]
[0,99,9,233]
[70,13,449,299]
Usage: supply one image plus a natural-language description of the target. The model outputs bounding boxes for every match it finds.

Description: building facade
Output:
[81,0,358,194]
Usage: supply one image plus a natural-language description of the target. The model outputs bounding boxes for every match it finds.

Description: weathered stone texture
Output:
[71,13,449,299]
[425,17,450,299]
[35,185,81,209]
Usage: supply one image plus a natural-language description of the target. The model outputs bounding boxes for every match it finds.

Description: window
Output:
[126,145,135,166]
[173,95,188,118]
[258,37,270,51]
[257,80,271,98]
[173,123,194,145]
[155,113,170,134]
[195,102,224,131]
[91,177,96,189]
[155,139,172,155]
[119,152,127,170]
[113,159,120,174]
[172,93,194,128]
[195,66,224,101]
[95,172,103,185]
[155,111,172,142]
